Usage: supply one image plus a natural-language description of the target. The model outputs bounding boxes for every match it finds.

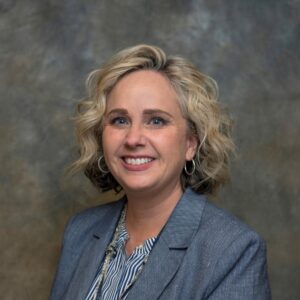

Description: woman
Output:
[50,45,271,299]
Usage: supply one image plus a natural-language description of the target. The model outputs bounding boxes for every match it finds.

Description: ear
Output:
[185,134,198,161]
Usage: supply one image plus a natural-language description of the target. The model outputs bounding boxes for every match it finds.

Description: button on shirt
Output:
[85,213,157,300]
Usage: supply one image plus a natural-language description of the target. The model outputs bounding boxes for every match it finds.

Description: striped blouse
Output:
[85,211,157,300]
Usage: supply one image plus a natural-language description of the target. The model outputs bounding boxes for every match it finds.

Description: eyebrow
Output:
[143,109,173,117]
[106,108,173,118]
[106,108,128,116]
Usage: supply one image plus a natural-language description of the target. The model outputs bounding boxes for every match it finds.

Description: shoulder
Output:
[67,198,123,228]
[202,198,265,246]
[185,191,270,298]
[49,199,124,300]
[201,202,270,298]
[184,189,267,266]
[183,188,262,244]
[62,198,124,251]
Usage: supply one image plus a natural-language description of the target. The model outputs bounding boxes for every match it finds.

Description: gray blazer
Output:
[50,188,271,299]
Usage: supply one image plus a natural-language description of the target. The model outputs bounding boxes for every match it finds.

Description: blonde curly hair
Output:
[70,44,235,196]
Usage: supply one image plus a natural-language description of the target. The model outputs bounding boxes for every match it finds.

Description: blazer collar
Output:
[160,188,206,248]
[63,199,125,300]
[92,196,126,239]
[129,188,207,299]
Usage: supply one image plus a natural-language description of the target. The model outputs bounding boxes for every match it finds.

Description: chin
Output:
[120,180,158,194]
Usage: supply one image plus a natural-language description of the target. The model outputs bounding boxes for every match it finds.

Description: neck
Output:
[124,182,183,241]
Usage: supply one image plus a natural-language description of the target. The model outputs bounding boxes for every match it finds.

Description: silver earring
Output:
[184,159,196,176]
[97,156,109,174]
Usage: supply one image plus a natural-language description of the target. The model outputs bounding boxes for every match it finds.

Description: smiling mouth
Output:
[122,157,155,165]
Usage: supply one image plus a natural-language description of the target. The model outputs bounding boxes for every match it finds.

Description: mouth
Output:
[122,157,155,166]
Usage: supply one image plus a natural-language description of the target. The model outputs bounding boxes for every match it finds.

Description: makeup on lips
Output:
[121,156,155,171]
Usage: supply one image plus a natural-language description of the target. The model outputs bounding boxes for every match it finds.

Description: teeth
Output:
[124,157,153,165]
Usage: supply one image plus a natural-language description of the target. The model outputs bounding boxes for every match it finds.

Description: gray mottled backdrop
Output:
[1,0,299,299]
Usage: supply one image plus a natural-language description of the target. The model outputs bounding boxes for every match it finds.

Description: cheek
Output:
[156,131,187,156]
[102,127,126,155]
[102,128,115,154]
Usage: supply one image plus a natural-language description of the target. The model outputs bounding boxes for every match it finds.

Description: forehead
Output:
[106,70,181,111]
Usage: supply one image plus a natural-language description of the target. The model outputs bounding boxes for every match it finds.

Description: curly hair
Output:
[70,44,235,196]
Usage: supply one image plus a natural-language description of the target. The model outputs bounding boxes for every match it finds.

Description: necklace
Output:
[91,205,154,300]
[91,207,126,300]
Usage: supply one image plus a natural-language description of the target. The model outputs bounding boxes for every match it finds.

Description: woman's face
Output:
[102,70,197,196]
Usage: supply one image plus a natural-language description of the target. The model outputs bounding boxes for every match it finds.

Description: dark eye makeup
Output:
[147,116,169,126]
[110,116,129,125]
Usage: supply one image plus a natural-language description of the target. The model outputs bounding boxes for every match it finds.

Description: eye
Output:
[110,116,129,126]
[148,117,168,126]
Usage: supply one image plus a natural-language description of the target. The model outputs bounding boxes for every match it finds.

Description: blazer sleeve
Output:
[49,215,79,300]
[205,230,272,300]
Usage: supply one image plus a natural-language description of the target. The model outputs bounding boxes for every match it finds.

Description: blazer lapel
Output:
[63,200,125,300]
[128,189,206,300]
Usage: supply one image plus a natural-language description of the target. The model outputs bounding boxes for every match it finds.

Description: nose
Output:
[124,123,146,148]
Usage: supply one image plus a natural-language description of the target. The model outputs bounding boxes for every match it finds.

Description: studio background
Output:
[1,1,299,299]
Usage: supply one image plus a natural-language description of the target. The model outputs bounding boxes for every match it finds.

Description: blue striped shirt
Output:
[85,214,157,300]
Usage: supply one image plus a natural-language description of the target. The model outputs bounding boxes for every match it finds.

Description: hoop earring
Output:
[97,156,109,174]
[184,159,196,176]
